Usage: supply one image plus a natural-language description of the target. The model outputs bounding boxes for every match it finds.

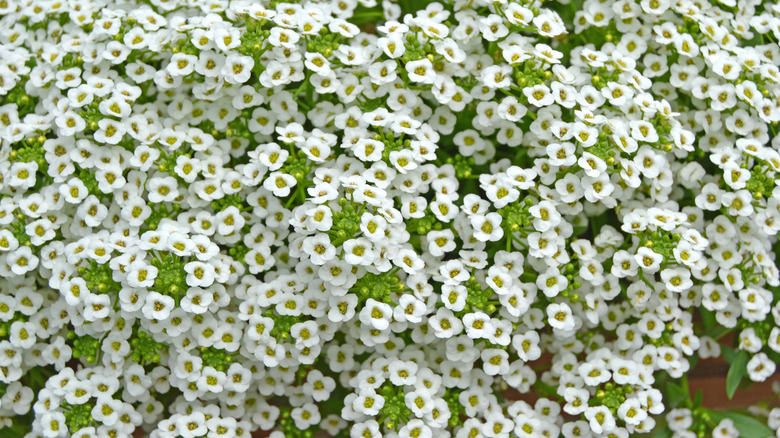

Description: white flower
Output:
[660,267,693,293]
[142,292,175,321]
[536,267,568,298]
[579,360,611,386]
[713,418,739,438]
[41,411,67,438]
[480,14,509,41]
[60,177,90,204]
[618,398,647,425]
[359,299,392,331]
[126,263,158,288]
[7,246,39,275]
[378,33,406,58]
[91,398,123,426]
[746,352,776,382]
[481,348,509,375]
[350,420,381,438]
[406,59,436,84]
[533,11,566,36]
[353,389,385,416]
[54,111,86,136]
[93,119,125,144]
[512,331,542,362]
[82,293,111,324]
[666,408,693,432]
[429,307,464,338]
[585,405,616,434]
[178,412,207,437]
[547,302,576,331]
[303,370,335,401]
[405,389,434,417]
[439,260,470,286]
[8,161,37,190]
[426,229,456,257]
[342,237,375,266]
[463,312,492,339]
[524,84,555,107]
[630,120,659,143]
[268,28,300,48]
[198,366,226,393]
[291,402,321,429]
[180,287,213,315]
[388,360,418,386]
[24,219,55,247]
[635,247,663,273]
[263,171,297,197]
[394,294,426,323]
[400,419,432,438]
[497,96,528,122]
[471,212,504,242]
[290,320,319,348]
[9,321,36,349]
[184,261,216,287]
[562,387,590,415]
[222,53,254,84]
[301,234,336,265]
[481,65,512,89]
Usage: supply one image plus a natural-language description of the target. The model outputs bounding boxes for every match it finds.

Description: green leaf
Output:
[572,226,588,237]
[693,389,703,408]
[769,285,780,302]
[710,411,774,438]
[726,350,749,399]
[704,324,733,341]
[722,345,736,363]
[0,425,29,438]
[665,381,687,408]
[688,354,699,372]
[649,426,672,438]
[700,308,716,330]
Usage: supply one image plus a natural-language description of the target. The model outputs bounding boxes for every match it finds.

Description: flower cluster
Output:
[0,0,779,437]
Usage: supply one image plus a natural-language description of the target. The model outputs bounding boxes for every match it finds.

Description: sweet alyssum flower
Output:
[0,0,779,437]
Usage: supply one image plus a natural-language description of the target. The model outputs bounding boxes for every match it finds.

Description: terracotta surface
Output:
[687,358,780,409]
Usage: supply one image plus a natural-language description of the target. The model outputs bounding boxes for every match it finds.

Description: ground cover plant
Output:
[0,0,780,436]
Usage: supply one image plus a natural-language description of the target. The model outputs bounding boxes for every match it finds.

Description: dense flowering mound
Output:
[0,0,780,437]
